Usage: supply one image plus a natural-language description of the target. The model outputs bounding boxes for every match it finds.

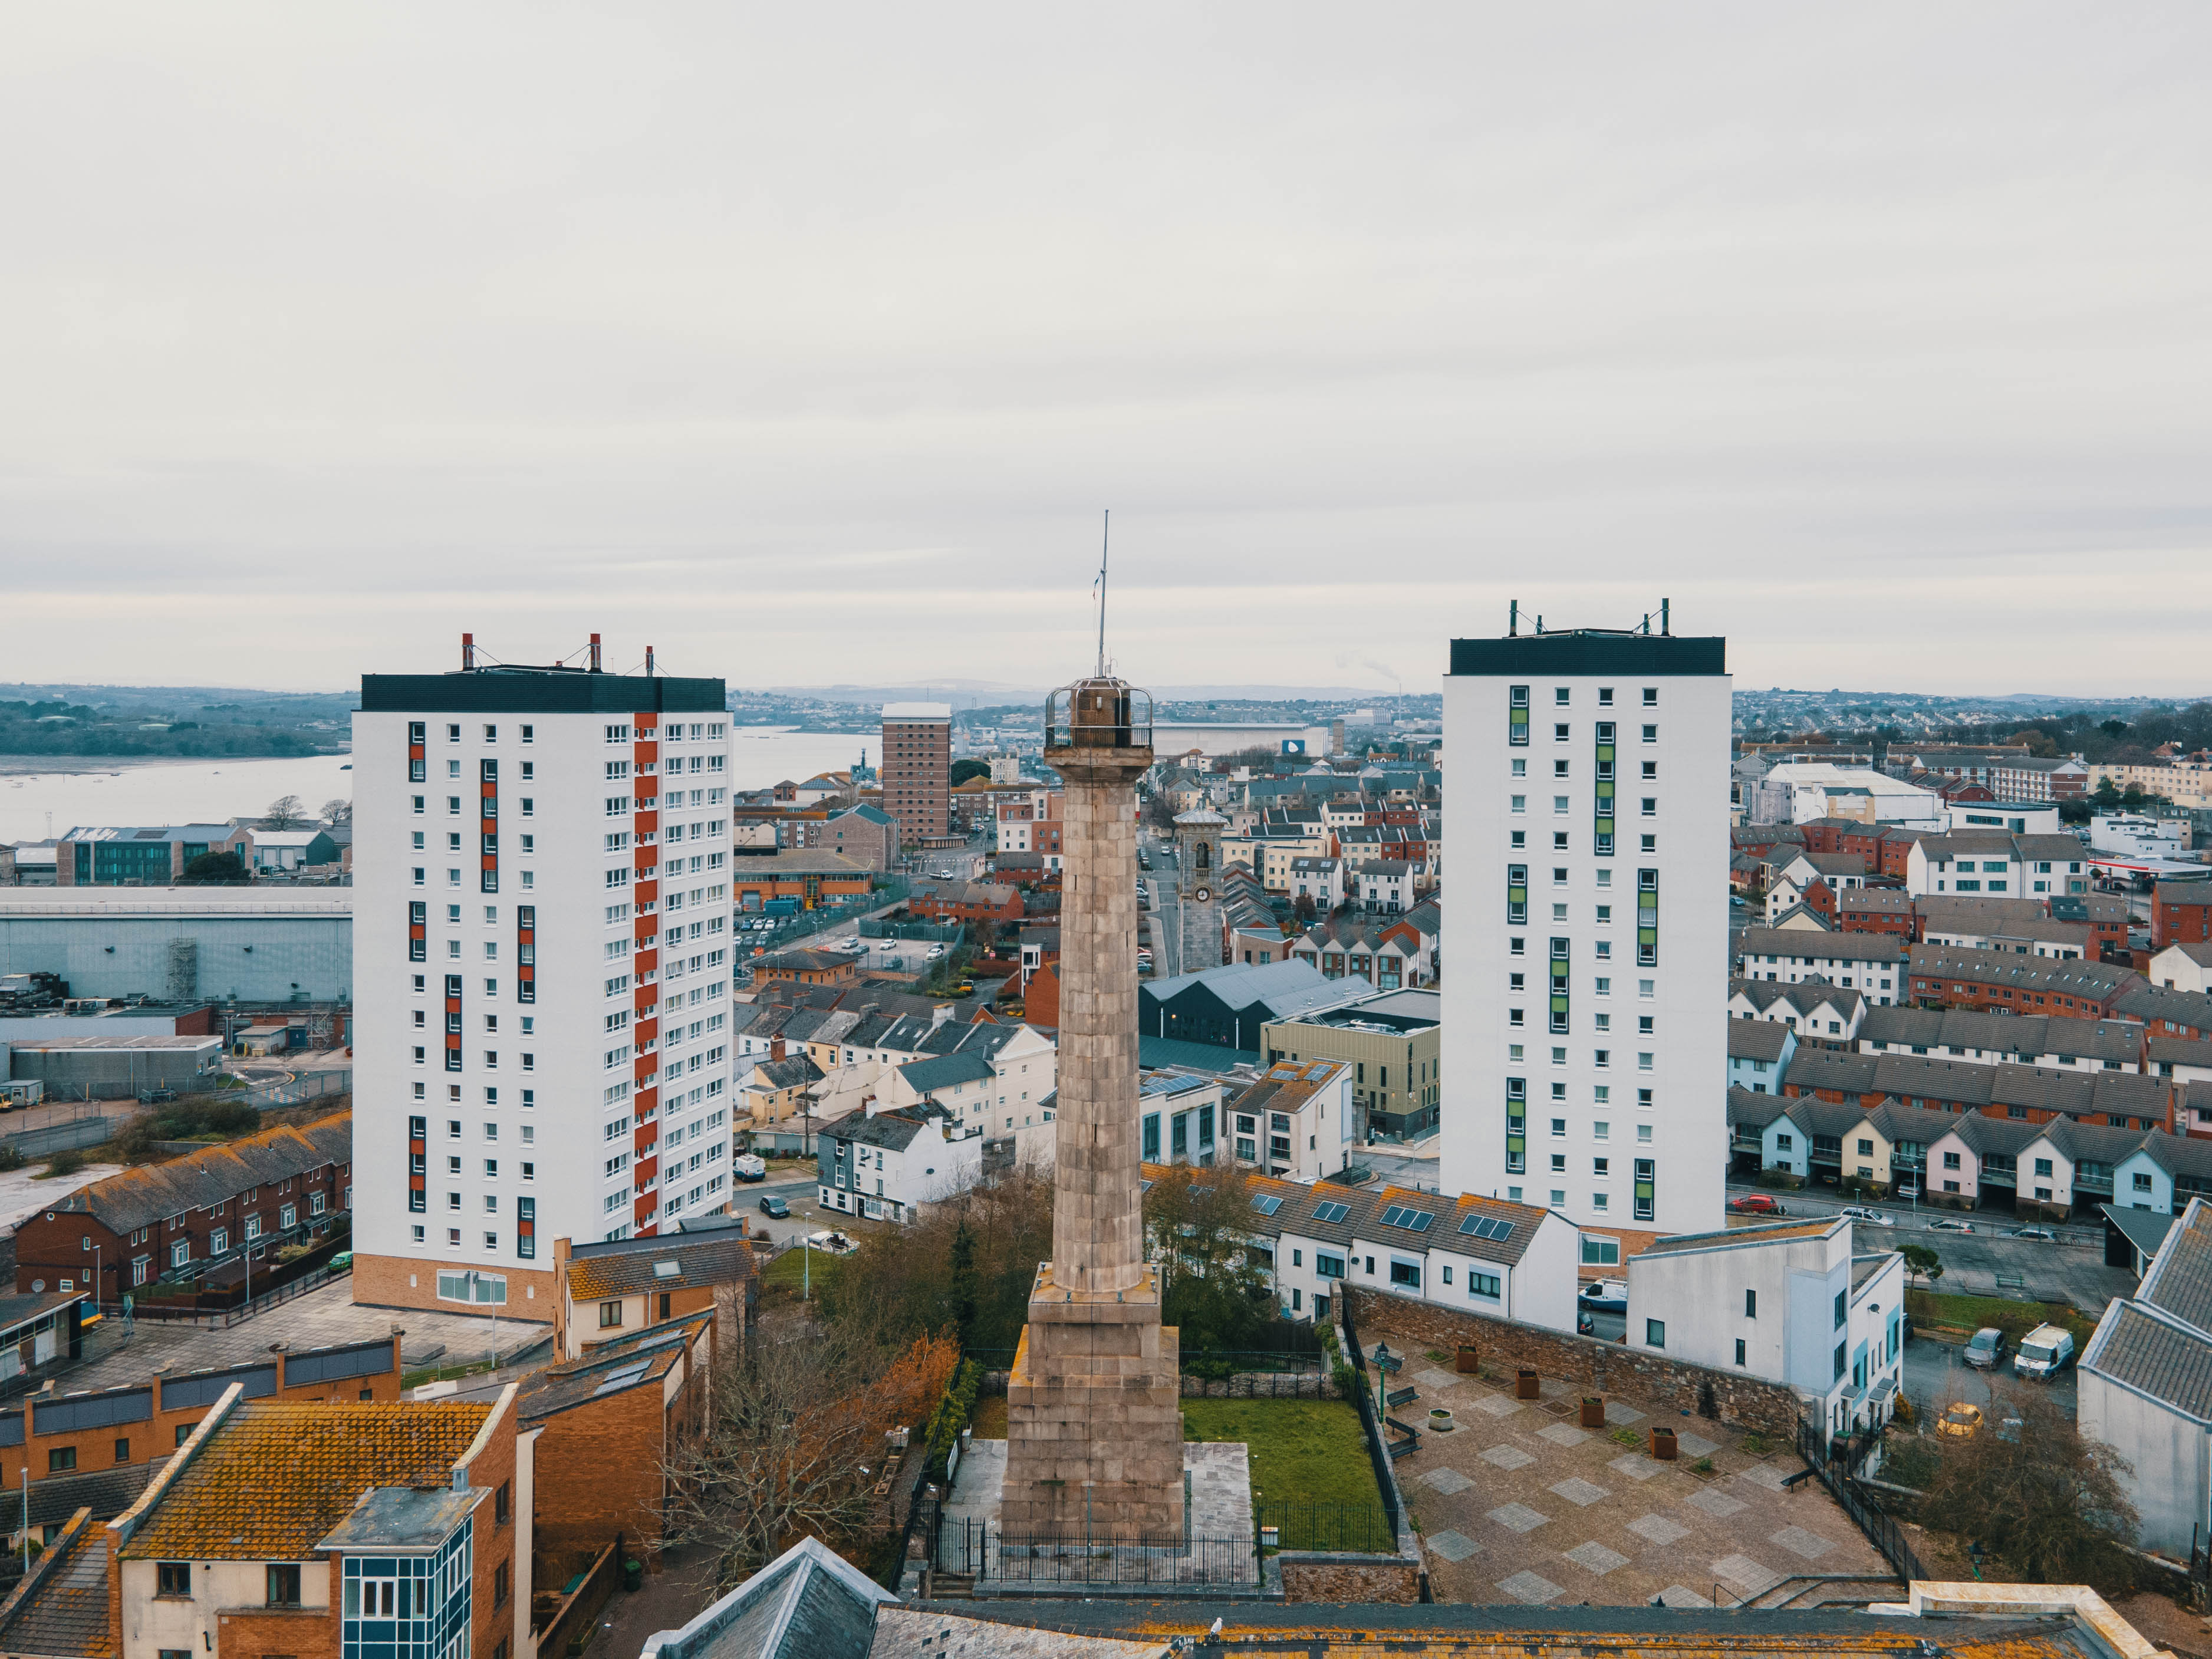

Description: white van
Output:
[2014,1323,2075,1380]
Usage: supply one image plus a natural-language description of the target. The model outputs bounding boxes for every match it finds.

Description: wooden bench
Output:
[1385,1385,1418,1410]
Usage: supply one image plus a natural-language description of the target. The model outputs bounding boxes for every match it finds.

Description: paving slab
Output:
[1415,1367,1464,1393]
[1563,1541,1630,1576]
[1536,1423,1591,1447]
[1426,1529,1480,1563]
[1626,1513,1691,1548]
[1607,1453,1665,1482]
[1676,1431,1721,1458]
[1712,1553,1783,1599]
[1470,1393,1526,1418]
[1736,1461,1796,1493]
[1420,1467,1474,1495]
[1660,1584,1719,1608]
[1549,1477,1609,1507]
[1684,1486,1749,1519]
[1602,1400,1645,1425]
[1480,1444,1536,1472]
[1487,1502,1549,1534]
[1497,1569,1563,1605]
[1773,1524,1836,1561]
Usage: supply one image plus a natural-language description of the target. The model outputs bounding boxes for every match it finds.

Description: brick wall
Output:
[1346,1286,1806,1438]
[217,1604,341,1659]
[530,1371,670,1556]
[350,1251,557,1316]
[1278,1553,1421,1604]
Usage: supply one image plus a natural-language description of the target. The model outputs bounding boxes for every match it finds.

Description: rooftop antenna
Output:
[1095,509,1110,677]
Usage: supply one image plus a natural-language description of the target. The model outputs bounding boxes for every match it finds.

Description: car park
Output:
[1728,1194,1787,1216]
[1964,1327,2004,1369]
[1928,1218,1976,1233]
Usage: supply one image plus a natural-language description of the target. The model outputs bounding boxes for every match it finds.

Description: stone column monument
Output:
[1000,674,1186,1537]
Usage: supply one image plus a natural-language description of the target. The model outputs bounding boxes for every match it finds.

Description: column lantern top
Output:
[1044,676,1153,756]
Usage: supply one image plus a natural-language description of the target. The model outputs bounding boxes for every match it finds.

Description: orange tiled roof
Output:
[119,1400,491,1560]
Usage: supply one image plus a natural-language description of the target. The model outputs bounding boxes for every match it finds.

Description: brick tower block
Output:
[1001,676,1184,1536]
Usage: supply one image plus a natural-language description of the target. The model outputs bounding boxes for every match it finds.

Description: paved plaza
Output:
[1390,1362,1891,1607]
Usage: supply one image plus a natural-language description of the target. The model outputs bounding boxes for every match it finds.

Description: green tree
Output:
[947,1219,980,1350]
[1142,1165,1278,1358]
[949,758,992,786]
[320,797,352,825]
[1900,1243,1943,1288]
[181,850,248,884]
[264,795,305,830]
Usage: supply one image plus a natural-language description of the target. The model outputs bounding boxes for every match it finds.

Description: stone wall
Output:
[980,1368,1341,1401]
[1278,1552,1423,1604]
[1347,1286,1806,1438]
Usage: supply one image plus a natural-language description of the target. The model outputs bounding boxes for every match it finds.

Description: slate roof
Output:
[1859,1007,2142,1065]
[2103,1203,2180,1263]
[819,1110,930,1153]
[1725,1087,1796,1130]
[51,1113,349,1236]
[742,1055,824,1093]
[641,1535,893,1659]
[1727,1022,1792,1063]
[2084,1300,2212,1422]
[896,1052,996,1094]
[21,1457,167,1531]
[519,1317,707,1423]
[0,1511,114,1659]
[2139,1197,2212,1336]
[1908,942,2138,999]
[1786,1046,2174,1124]
[2115,982,2212,1032]
[1142,958,1372,1022]
[565,1233,759,1302]
[1737,927,1907,964]
[117,1400,492,1559]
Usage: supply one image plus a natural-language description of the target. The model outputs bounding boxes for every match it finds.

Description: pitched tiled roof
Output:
[1726,1086,1795,1130]
[0,1511,113,1658]
[819,1109,931,1153]
[2139,1199,2212,1336]
[566,1233,759,1302]
[896,1052,996,1094]
[1909,943,2138,999]
[53,1114,349,1236]
[2115,982,2212,1031]
[1737,927,1907,964]
[2083,1298,2212,1421]
[519,1318,707,1423]
[1727,1022,1792,1063]
[118,1400,492,1560]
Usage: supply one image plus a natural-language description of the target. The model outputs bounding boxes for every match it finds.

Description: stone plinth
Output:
[1002,1263,1184,1535]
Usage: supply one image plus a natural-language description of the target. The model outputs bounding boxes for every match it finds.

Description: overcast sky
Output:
[4,5,2208,698]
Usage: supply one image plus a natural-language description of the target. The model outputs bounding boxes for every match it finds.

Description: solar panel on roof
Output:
[1252,1194,1283,1216]
[1381,1205,1434,1233]
[1457,1213,1483,1235]
[1312,1201,1349,1224]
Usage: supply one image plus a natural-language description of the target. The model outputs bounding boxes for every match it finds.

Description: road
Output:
[733,1169,879,1252]
[1723,1181,2132,1315]
[1141,840,1186,979]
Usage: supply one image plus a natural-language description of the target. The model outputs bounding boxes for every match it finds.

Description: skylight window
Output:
[653,1260,681,1279]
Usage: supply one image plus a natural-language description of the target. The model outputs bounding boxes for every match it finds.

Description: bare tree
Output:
[264,795,305,830]
[320,797,352,825]
[1918,1380,2138,1592]
[661,1326,956,1589]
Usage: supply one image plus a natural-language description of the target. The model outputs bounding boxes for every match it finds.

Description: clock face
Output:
[1194,886,1212,903]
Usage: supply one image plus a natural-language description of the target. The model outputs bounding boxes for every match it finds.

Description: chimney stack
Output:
[589,633,603,674]
[461,633,475,671]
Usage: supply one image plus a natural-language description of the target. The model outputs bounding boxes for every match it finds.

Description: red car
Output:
[1728,1194,1788,1216]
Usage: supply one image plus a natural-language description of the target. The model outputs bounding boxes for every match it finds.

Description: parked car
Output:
[733,1153,767,1182]
[1577,1278,1628,1314]
[1937,1401,1984,1440]
[2010,1226,2058,1242]
[926,945,946,959]
[1963,1327,2005,1370]
[1928,1218,1976,1234]
[1728,1194,1787,1216]
[2015,1323,2076,1380]
[1838,1206,1891,1225]
[757,1194,790,1219]
[807,1230,858,1255]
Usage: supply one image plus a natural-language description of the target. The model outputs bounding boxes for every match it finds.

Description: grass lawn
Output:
[1905,1288,2095,1347]
[971,1395,1008,1438]
[1181,1398,1390,1549]
[760,1247,842,1299]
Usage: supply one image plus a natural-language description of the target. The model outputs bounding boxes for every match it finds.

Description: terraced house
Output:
[1905,942,2139,1019]
[0,1385,526,1659]
[13,1114,351,1306]
[1780,1046,2175,1131]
